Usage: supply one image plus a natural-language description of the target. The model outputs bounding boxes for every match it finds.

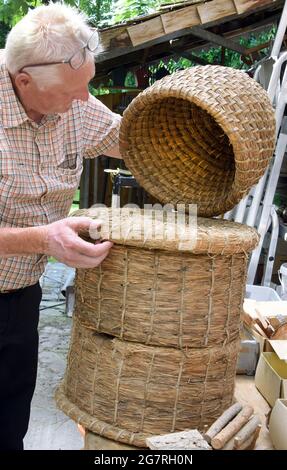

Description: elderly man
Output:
[0,3,122,449]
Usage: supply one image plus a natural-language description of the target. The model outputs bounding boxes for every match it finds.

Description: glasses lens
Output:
[87,31,99,52]
[70,49,85,70]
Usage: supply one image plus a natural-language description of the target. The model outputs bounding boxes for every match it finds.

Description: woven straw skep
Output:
[72,207,258,348]
[55,320,239,448]
[73,207,259,255]
[119,65,276,217]
[75,246,247,349]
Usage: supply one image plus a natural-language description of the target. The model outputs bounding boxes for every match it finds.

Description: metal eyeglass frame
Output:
[18,30,99,73]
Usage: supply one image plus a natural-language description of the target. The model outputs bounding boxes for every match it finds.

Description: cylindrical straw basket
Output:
[71,207,258,348]
[119,65,276,217]
[55,319,239,448]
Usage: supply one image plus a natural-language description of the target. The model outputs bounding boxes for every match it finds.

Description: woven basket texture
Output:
[72,207,259,255]
[72,208,258,348]
[55,320,238,447]
[119,65,276,217]
[75,246,247,348]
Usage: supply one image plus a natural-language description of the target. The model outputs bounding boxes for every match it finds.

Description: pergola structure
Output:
[94,0,285,84]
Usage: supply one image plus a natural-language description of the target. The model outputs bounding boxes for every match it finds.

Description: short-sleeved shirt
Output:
[0,57,121,290]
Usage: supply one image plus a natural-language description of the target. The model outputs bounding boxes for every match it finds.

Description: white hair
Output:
[5,2,99,88]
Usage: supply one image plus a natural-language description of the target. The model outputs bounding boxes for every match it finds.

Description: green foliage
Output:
[0,0,43,26]
[70,0,115,26]
[111,0,160,24]
[191,26,276,70]
[0,0,115,28]
[0,21,10,48]
[124,70,137,87]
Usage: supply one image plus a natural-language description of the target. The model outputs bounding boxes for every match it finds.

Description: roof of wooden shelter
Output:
[95,0,285,81]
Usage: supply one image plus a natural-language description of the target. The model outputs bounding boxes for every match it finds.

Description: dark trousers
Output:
[0,283,41,450]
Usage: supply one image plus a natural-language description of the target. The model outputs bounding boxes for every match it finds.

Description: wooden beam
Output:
[95,5,282,74]
[96,26,204,63]
[197,0,237,24]
[190,25,247,53]
[233,0,275,15]
[127,17,165,47]
[161,5,201,34]
[99,26,131,51]
[98,0,281,55]
[177,51,216,64]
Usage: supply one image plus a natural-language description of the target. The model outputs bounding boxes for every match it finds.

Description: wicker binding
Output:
[55,320,239,448]
[72,207,257,348]
[119,65,276,217]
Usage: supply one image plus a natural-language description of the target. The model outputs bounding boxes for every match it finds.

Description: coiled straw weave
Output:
[119,65,276,217]
[55,320,239,447]
[72,208,258,348]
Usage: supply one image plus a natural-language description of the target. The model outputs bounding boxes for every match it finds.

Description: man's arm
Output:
[0,217,113,268]
[104,142,122,159]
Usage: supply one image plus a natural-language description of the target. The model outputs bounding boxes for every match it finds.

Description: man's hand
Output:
[42,217,113,268]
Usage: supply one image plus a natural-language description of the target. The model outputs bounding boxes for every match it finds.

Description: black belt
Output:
[0,288,24,295]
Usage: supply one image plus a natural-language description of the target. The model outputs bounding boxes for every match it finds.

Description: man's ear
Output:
[14,72,33,92]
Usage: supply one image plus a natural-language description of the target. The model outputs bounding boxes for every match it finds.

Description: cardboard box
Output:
[245,320,283,354]
[255,342,287,407]
[243,298,287,353]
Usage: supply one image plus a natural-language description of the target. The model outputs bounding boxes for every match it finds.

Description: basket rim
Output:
[72,207,259,254]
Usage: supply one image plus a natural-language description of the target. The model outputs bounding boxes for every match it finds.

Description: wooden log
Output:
[234,415,261,448]
[211,405,254,449]
[222,436,235,450]
[204,402,242,444]
[235,424,262,450]
[222,415,261,450]
[222,423,262,450]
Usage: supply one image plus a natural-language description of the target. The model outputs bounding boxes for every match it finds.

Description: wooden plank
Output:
[99,26,131,52]
[161,5,200,34]
[160,0,205,9]
[197,0,237,24]
[233,0,274,15]
[96,1,280,66]
[127,17,165,47]
[146,430,211,450]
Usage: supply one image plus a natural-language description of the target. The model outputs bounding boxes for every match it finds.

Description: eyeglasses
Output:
[18,30,99,73]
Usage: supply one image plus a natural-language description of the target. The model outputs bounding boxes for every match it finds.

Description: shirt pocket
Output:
[56,152,83,176]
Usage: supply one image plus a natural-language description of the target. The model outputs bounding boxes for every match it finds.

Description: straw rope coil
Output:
[119,65,276,217]
[55,320,239,447]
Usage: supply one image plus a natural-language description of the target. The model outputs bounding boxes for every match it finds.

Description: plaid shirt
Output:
[0,56,121,291]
